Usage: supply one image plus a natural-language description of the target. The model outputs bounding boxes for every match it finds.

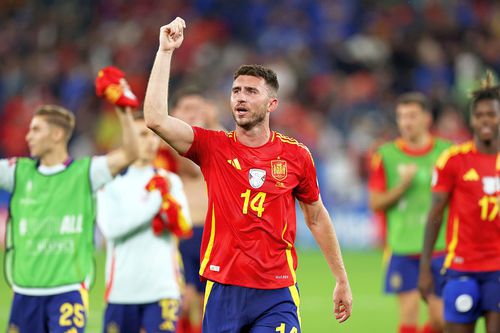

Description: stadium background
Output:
[0,0,497,331]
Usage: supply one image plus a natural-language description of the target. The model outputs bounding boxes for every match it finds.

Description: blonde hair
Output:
[35,104,76,141]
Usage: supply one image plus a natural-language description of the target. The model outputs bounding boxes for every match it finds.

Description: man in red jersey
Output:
[418,72,500,333]
[143,17,352,332]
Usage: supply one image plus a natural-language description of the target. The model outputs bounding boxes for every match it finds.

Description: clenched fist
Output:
[159,17,186,52]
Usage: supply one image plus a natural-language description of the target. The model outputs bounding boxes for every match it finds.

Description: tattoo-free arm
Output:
[418,191,449,301]
[105,107,139,177]
[299,198,352,323]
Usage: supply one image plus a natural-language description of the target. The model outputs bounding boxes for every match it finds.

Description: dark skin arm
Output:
[418,191,450,302]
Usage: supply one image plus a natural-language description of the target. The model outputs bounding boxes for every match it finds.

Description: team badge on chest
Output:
[271,160,287,181]
[249,169,266,189]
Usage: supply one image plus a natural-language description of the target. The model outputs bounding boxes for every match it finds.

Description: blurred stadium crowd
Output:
[0,0,498,245]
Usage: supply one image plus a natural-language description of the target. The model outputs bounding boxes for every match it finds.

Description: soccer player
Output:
[97,112,192,333]
[369,92,451,333]
[418,73,500,333]
[1,104,138,332]
[143,17,352,332]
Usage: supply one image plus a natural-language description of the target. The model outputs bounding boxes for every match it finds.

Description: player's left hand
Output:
[333,281,352,323]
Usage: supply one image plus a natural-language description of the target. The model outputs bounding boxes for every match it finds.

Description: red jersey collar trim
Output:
[395,137,435,156]
[233,131,275,148]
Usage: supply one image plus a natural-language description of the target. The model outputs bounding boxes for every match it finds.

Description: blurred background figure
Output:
[368,93,451,333]
[155,87,224,333]
[97,112,191,333]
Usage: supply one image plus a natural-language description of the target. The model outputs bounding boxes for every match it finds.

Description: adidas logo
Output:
[463,168,479,181]
[227,158,241,170]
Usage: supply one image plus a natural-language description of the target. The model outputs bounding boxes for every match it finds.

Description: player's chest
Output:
[210,146,301,193]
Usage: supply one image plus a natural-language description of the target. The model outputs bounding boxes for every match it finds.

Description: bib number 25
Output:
[241,190,266,218]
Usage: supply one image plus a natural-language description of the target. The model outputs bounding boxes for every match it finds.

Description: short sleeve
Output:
[368,151,387,192]
[293,148,320,204]
[90,156,113,192]
[432,149,457,193]
[182,126,215,167]
[0,158,17,192]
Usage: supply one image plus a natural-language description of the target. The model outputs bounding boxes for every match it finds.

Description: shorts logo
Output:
[106,322,119,333]
[271,160,287,181]
[209,265,220,272]
[455,294,473,313]
[390,272,402,291]
[249,169,266,189]
[7,324,19,333]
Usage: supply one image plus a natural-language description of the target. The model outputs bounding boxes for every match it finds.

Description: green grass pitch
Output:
[0,250,485,332]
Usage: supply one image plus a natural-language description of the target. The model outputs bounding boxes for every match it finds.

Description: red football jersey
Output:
[183,127,320,289]
[432,141,500,271]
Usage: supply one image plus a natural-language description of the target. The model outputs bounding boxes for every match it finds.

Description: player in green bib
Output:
[368,93,452,333]
[0,104,138,333]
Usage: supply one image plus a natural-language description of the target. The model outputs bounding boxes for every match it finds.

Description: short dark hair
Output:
[171,86,204,109]
[470,71,500,112]
[35,104,75,141]
[234,65,279,96]
[396,92,431,112]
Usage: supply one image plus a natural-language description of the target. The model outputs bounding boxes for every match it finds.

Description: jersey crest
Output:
[249,169,266,189]
[271,160,287,181]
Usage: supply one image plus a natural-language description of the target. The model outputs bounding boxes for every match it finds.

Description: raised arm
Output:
[144,17,194,154]
[299,198,352,323]
[105,107,139,177]
[418,191,449,302]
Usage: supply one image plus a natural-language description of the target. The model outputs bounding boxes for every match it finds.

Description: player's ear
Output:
[268,98,278,113]
[51,125,67,143]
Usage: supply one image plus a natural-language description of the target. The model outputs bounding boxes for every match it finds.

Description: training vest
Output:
[6,157,95,288]
[379,139,450,254]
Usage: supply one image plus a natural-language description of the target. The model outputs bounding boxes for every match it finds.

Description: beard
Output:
[232,109,267,131]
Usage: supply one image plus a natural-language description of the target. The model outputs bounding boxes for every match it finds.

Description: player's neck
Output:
[132,159,153,168]
[403,132,431,150]
[39,148,70,167]
[474,137,498,154]
[235,125,271,147]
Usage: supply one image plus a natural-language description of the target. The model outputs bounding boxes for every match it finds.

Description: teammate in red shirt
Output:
[418,73,500,333]
[143,17,352,332]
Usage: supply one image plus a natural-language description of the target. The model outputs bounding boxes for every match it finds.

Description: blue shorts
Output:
[385,254,445,295]
[103,299,180,333]
[8,289,87,333]
[202,281,301,333]
[179,225,205,293]
[442,270,500,324]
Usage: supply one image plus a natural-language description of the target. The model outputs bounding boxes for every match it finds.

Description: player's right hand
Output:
[417,268,434,303]
[398,163,418,186]
[333,281,352,323]
[159,17,186,52]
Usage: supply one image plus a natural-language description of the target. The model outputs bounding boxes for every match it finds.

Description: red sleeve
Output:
[182,126,213,166]
[432,150,457,193]
[368,152,386,192]
[293,147,320,204]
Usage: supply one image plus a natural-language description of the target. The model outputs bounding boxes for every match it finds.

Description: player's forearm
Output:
[144,50,173,132]
[369,183,408,211]
[420,193,448,269]
[106,108,139,177]
[117,107,139,164]
[308,207,349,284]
